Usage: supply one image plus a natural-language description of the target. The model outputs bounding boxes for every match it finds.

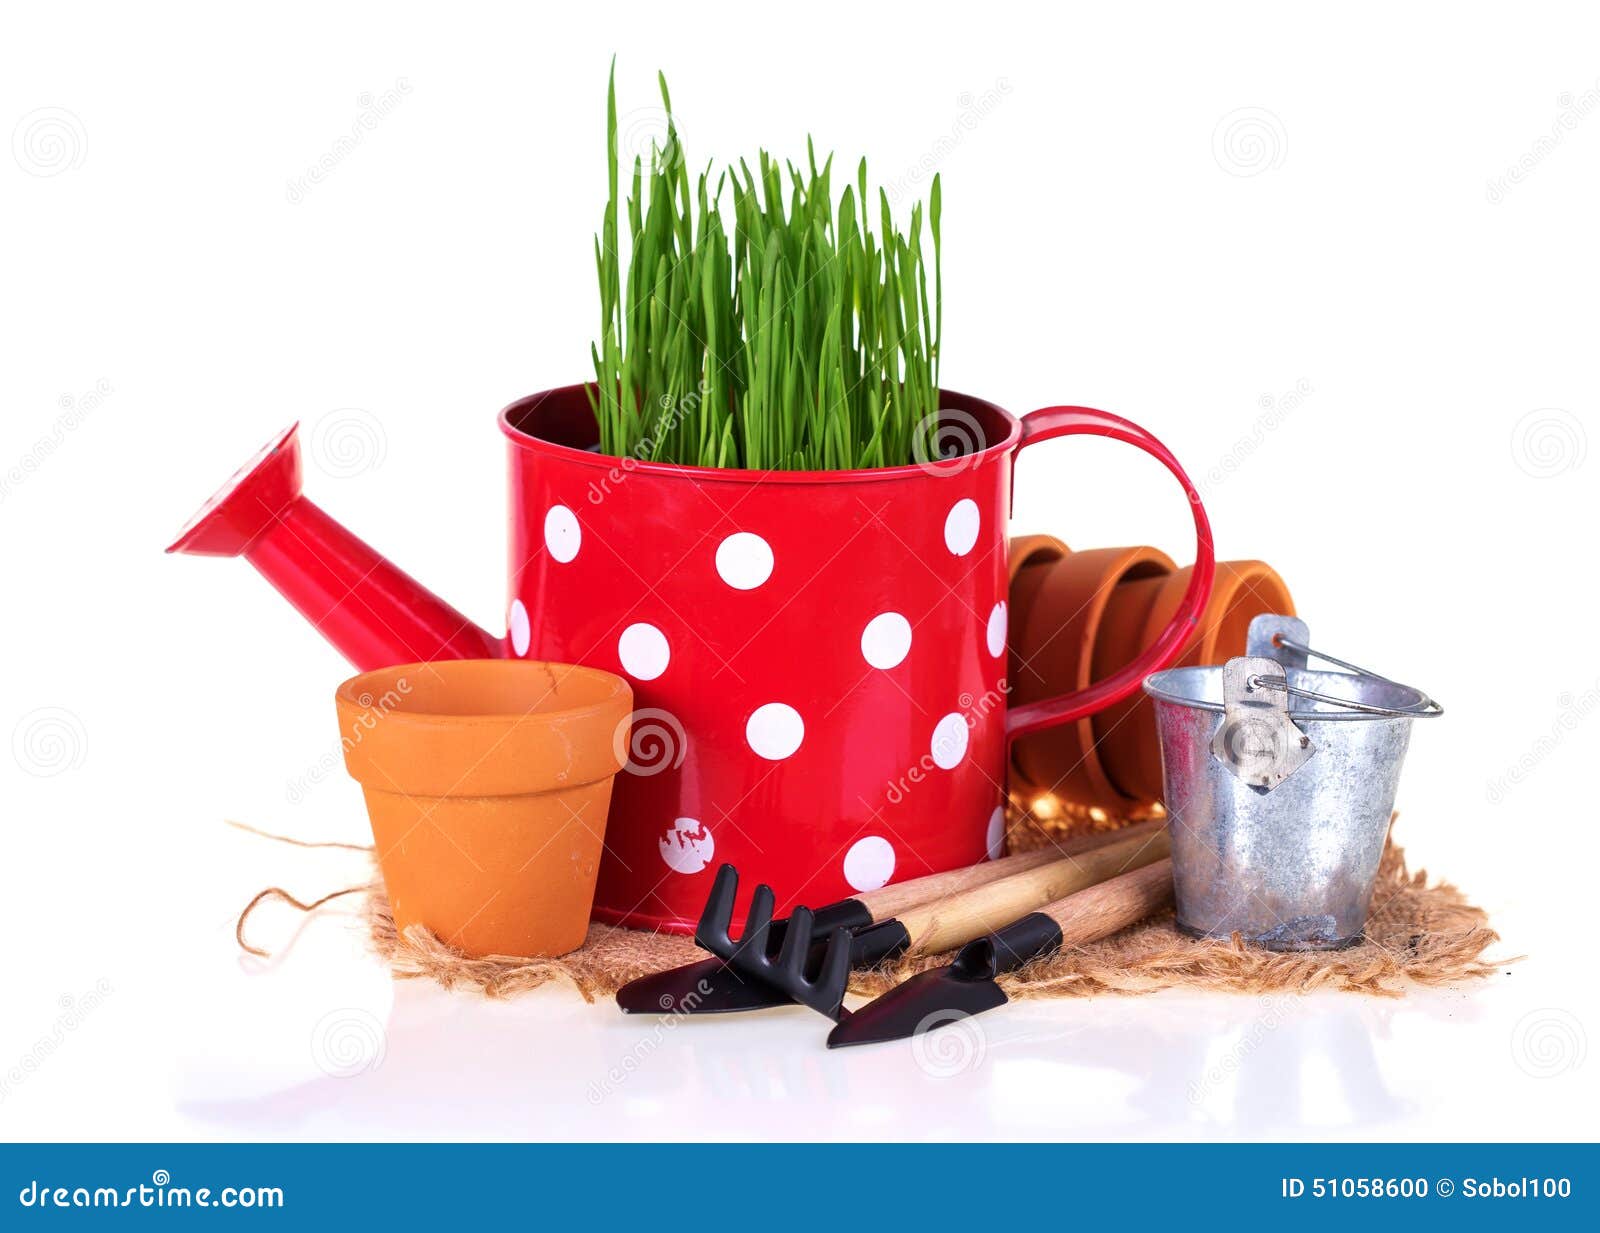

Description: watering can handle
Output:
[1004,406,1216,740]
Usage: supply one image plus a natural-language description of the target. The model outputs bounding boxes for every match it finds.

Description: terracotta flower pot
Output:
[1093,560,1294,803]
[1006,534,1070,656]
[1081,560,1183,808]
[336,658,633,958]
[1009,545,1175,810]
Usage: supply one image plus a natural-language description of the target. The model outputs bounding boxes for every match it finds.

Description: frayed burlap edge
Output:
[360,836,1508,1003]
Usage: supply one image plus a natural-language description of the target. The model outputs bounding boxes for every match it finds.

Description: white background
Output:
[2,1,1596,1141]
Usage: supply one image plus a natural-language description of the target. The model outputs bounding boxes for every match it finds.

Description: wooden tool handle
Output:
[981,858,1174,974]
[893,825,1170,954]
[1039,859,1173,947]
[853,819,1164,921]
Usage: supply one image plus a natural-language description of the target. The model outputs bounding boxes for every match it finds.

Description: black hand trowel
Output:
[707,826,1169,1022]
[827,858,1173,1048]
[615,823,1160,1015]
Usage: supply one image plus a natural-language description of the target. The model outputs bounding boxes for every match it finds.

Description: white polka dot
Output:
[715,532,774,590]
[843,836,896,891]
[986,601,1007,658]
[986,806,1006,861]
[944,498,980,556]
[659,817,715,875]
[860,612,912,670]
[544,504,581,562]
[745,703,804,761]
[931,712,969,770]
[618,623,670,681]
[508,598,531,657]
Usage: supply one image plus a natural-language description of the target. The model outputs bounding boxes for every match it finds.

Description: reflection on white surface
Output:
[0,890,1589,1143]
[0,878,1585,1144]
[87,910,1570,1143]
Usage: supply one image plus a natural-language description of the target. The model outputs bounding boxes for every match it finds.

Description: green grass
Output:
[589,66,942,470]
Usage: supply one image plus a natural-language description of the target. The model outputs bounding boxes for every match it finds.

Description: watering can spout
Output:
[166,423,502,670]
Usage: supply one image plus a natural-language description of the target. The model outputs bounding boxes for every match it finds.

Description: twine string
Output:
[227,820,375,958]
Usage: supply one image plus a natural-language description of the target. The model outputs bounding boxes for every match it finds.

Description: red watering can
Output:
[170,385,1213,932]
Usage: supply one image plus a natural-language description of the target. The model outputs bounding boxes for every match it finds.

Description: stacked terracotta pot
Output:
[1006,535,1293,818]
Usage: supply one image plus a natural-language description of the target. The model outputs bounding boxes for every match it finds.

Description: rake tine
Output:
[776,904,815,975]
[813,926,855,1019]
[693,863,740,956]
[738,883,777,961]
[696,868,868,1018]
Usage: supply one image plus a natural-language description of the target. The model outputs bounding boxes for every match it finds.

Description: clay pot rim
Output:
[1008,533,1070,574]
[499,384,1021,485]
[334,658,632,728]
[1011,545,1175,804]
[1019,546,1175,669]
[1137,559,1291,650]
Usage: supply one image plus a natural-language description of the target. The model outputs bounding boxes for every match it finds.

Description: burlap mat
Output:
[343,821,1505,1003]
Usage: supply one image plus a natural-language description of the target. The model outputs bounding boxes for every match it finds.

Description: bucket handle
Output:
[1250,633,1444,719]
[1005,406,1216,739]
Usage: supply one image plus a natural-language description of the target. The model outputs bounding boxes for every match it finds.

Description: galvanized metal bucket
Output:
[1142,616,1443,951]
